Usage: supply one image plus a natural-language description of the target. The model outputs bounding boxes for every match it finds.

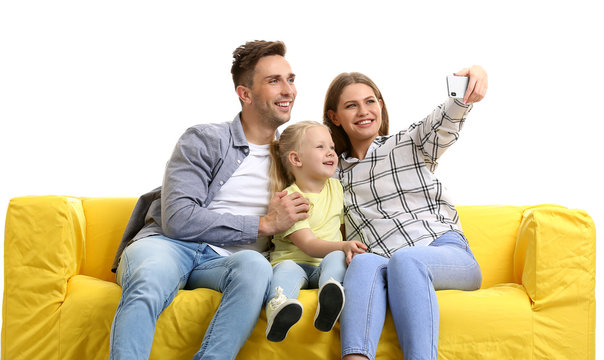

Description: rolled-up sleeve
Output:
[405,98,472,172]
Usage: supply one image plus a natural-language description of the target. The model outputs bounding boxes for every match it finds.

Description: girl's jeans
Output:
[268,250,347,301]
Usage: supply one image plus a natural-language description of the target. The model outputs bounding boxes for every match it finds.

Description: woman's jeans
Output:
[340,231,482,360]
[268,250,347,301]
[109,235,272,360]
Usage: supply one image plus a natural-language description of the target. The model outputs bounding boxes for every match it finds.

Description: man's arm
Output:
[161,125,308,244]
[160,126,257,244]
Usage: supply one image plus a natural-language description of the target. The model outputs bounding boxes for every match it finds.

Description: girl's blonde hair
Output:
[269,121,330,194]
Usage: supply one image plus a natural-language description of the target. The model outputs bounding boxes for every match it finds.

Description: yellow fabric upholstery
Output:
[2,196,595,359]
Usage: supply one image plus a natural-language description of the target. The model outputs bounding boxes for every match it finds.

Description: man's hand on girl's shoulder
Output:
[259,191,309,237]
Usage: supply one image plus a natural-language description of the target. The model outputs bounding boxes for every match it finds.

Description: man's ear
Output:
[288,151,302,168]
[327,110,340,126]
[236,85,252,104]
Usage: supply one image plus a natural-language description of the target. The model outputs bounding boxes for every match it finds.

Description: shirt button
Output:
[237,159,242,164]
[219,181,224,185]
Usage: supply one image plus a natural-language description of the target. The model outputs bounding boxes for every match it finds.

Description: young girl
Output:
[323,68,487,360]
[264,121,366,342]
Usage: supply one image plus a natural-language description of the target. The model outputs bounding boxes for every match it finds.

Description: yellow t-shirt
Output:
[270,178,344,266]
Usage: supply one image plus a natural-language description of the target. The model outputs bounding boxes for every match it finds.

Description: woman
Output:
[323,67,487,360]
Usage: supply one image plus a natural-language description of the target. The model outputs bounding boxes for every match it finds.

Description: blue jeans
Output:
[109,235,272,360]
[340,231,482,360]
[268,250,347,301]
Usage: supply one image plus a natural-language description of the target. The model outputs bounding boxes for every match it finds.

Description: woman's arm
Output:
[405,66,488,171]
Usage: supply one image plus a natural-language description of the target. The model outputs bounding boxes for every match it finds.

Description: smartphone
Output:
[446,75,469,98]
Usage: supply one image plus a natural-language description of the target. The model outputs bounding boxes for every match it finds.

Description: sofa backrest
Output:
[457,205,525,288]
[80,197,137,282]
[79,198,526,288]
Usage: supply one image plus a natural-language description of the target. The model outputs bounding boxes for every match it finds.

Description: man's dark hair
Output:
[231,40,286,89]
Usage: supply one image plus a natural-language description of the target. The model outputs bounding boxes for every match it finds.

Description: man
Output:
[109,40,309,360]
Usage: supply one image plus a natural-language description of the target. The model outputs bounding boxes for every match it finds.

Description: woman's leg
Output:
[340,253,389,360]
[387,231,482,360]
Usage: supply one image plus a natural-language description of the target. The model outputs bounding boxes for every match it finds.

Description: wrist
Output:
[258,216,271,238]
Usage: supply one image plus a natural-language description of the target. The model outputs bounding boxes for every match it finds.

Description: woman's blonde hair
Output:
[269,121,329,194]
[323,72,389,155]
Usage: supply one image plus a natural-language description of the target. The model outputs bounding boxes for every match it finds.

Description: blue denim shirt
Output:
[111,114,259,272]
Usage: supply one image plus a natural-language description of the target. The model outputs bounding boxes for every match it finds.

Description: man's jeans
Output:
[109,235,272,360]
[340,231,482,360]
[268,250,347,301]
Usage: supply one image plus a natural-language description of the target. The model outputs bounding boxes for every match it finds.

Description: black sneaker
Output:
[314,278,345,332]
[265,287,303,342]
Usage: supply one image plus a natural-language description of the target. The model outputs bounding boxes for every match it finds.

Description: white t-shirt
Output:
[206,142,271,257]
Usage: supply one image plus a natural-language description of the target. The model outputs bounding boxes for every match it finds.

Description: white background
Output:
[1,0,602,355]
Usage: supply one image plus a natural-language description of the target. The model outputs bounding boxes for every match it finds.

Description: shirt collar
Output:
[229,113,249,148]
[340,137,383,163]
[229,112,281,147]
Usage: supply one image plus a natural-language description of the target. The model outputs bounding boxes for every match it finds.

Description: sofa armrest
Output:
[513,205,595,359]
[2,196,86,360]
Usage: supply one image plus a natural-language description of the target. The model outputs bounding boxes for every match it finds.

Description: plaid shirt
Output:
[337,98,472,258]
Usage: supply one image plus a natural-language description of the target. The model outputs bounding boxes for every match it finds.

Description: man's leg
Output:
[110,236,196,360]
[186,249,272,360]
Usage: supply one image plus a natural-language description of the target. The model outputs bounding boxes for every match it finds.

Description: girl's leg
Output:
[269,259,308,300]
[311,250,347,331]
[264,260,306,342]
[387,231,482,360]
[340,253,389,360]
[317,250,347,286]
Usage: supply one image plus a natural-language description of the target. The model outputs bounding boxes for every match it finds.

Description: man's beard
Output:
[255,98,293,127]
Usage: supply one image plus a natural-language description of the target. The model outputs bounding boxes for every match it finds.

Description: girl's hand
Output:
[454,65,488,104]
[342,241,367,264]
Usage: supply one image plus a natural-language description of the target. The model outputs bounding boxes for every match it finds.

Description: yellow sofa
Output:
[2,196,595,359]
